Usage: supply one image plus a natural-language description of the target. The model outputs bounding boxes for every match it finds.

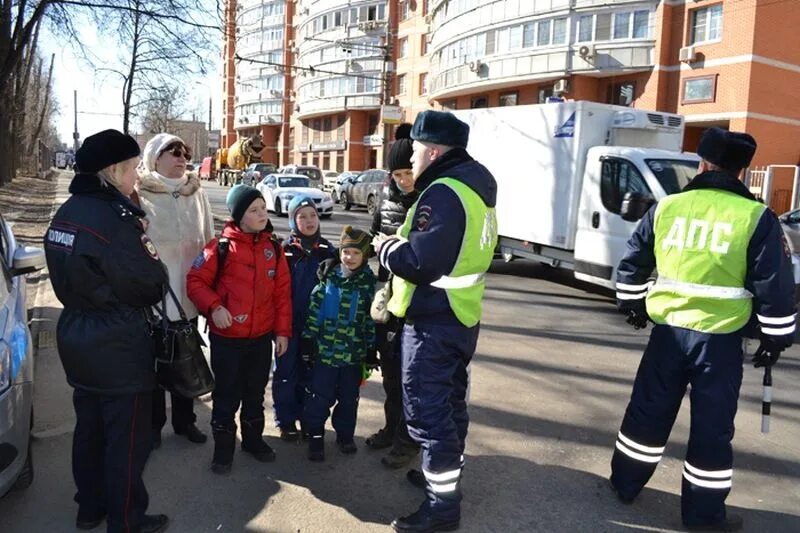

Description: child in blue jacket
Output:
[272,196,337,440]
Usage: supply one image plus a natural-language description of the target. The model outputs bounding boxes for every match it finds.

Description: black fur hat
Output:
[75,129,140,173]
[697,127,757,174]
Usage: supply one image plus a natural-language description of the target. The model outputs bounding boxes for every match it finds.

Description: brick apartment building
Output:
[220,0,800,208]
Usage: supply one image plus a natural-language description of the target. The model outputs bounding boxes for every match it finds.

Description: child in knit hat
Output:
[271,196,337,441]
[300,225,376,461]
[187,184,292,474]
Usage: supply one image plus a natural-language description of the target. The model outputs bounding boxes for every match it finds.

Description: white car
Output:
[256,173,334,218]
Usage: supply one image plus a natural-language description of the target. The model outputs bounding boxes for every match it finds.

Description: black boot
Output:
[175,423,207,444]
[308,429,325,462]
[211,427,236,475]
[138,513,169,533]
[241,418,276,462]
[391,507,459,532]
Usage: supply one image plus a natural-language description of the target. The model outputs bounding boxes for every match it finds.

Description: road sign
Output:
[208,131,220,150]
[381,105,402,124]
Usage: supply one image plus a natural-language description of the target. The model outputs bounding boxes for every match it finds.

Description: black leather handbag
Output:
[152,285,214,398]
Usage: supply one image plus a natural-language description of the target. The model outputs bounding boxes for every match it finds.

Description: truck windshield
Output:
[645,159,698,194]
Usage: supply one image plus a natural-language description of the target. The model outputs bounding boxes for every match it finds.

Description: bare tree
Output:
[138,85,187,133]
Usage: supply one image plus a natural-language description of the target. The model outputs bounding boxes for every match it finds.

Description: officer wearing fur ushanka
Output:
[372,111,498,533]
[610,128,795,532]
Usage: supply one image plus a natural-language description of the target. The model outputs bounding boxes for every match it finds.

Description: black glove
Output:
[317,257,340,281]
[752,337,784,368]
[300,337,318,368]
[626,309,650,330]
[364,346,380,370]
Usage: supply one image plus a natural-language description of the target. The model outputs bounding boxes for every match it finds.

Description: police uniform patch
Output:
[264,248,274,260]
[141,235,159,260]
[416,205,433,231]
[46,226,77,254]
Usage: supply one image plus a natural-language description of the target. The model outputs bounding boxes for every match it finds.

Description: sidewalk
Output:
[27,170,74,438]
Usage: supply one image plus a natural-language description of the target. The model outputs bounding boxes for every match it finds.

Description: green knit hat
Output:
[340,225,371,257]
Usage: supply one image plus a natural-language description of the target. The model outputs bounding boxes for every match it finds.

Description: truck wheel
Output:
[366,195,377,215]
[343,193,352,211]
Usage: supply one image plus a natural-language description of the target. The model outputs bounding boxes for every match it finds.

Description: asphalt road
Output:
[2,178,799,532]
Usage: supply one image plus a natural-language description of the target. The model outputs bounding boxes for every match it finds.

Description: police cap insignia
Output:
[141,235,159,260]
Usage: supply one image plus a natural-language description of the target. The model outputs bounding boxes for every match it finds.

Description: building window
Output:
[441,99,457,110]
[577,15,593,42]
[613,13,630,40]
[632,11,649,38]
[553,18,567,45]
[419,73,428,95]
[691,4,722,44]
[537,20,551,46]
[397,74,407,94]
[522,23,535,47]
[538,85,554,103]
[595,13,612,40]
[485,30,496,55]
[399,37,409,58]
[608,82,636,107]
[682,75,717,104]
[421,34,429,55]
[471,96,488,109]
[401,1,410,20]
[336,153,344,173]
[499,91,518,107]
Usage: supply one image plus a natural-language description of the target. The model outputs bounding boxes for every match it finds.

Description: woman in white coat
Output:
[136,133,215,447]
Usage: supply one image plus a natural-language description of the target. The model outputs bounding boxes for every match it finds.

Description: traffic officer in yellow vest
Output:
[610,127,796,532]
[372,111,497,533]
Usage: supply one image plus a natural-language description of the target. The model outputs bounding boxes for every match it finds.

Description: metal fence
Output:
[745,165,800,214]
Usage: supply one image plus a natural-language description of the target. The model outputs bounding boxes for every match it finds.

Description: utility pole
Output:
[73,90,80,151]
[380,1,395,168]
[208,96,212,131]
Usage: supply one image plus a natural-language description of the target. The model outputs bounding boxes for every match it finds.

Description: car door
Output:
[351,172,367,205]
[574,156,653,288]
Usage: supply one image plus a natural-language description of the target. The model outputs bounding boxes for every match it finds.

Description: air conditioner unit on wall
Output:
[578,44,595,59]
[554,79,568,93]
[468,60,482,73]
[679,46,696,63]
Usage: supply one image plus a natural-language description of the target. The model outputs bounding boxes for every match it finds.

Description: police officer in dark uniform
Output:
[45,130,170,533]
[373,111,498,533]
[610,128,795,531]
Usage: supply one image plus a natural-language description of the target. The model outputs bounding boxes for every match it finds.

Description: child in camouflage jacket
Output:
[300,226,376,461]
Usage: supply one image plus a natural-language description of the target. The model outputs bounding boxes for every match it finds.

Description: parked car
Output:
[340,169,389,214]
[322,170,339,193]
[0,211,46,497]
[242,163,278,186]
[256,173,334,218]
[778,207,800,301]
[199,156,216,180]
[277,165,324,190]
[333,171,359,203]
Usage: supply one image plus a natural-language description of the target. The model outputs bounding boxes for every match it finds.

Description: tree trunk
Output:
[0,99,16,185]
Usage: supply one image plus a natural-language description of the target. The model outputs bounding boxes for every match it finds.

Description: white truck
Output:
[452,101,700,289]
[55,151,68,169]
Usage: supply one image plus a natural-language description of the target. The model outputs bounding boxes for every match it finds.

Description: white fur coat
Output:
[136,170,215,320]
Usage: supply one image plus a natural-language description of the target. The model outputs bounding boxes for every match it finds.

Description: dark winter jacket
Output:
[303,265,376,367]
[283,233,337,343]
[370,179,419,237]
[186,221,292,339]
[378,148,498,325]
[45,173,169,395]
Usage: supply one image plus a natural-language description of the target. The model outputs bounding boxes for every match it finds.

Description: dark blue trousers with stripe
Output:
[610,325,743,527]
[401,321,479,522]
[72,389,153,533]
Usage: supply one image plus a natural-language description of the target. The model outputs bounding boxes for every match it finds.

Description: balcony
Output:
[233,113,283,130]
[294,94,381,120]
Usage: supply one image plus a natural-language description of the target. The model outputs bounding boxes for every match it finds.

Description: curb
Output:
[29,171,67,354]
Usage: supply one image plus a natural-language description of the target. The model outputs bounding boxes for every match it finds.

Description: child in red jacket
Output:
[187,185,292,474]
